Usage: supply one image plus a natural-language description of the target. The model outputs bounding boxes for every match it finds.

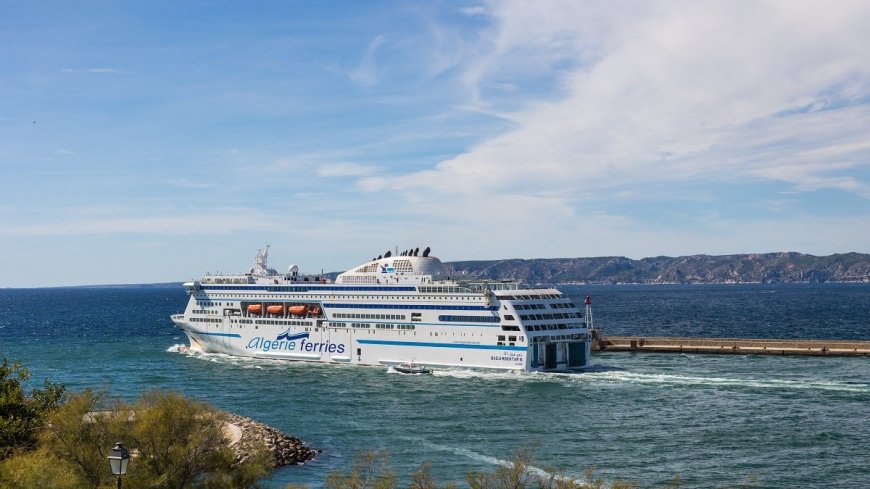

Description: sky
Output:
[2,0,869,287]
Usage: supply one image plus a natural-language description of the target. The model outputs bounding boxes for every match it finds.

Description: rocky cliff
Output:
[445,252,870,284]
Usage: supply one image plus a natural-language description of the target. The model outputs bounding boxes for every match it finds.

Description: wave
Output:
[432,366,869,393]
[412,440,580,481]
[165,346,867,393]
[579,370,870,393]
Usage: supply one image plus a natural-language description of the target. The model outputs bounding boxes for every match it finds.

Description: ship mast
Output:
[254,245,270,276]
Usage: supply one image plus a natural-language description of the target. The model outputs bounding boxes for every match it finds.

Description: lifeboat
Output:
[266,305,285,315]
[247,304,262,314]
[288,305,308,316]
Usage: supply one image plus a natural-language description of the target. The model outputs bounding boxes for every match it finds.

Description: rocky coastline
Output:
[225,413,318,467]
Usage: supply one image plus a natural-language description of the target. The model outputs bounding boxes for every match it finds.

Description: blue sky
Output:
[2,0,869,287]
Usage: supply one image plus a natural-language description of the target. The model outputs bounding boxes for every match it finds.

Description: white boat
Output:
[170,246,592,372]
[393,362,432,375]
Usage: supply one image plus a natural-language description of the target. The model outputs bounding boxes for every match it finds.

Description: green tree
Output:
[0,358,65,459]
[38,389,270,489]
[324,450,397,489]
[125,390,270,489]
[0,447,84,489]
[410,462,457,489]
[40,388,127,488]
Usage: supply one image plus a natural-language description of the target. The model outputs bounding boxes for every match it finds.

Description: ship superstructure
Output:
[171,246,592,371]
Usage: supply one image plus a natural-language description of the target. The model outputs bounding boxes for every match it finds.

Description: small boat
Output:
[288,305,308,316]
[393,362,432,375]
[266,305,285,314]
[247,304,262,314]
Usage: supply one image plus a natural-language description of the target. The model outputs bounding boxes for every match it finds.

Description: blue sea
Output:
[1,284,868,488]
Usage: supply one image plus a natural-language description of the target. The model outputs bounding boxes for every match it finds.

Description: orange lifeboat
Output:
[288,305,308,316]
[266,305,285,315]
[247,304,262,314]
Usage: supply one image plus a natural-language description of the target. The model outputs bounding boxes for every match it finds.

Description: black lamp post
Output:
[107,442,130,489]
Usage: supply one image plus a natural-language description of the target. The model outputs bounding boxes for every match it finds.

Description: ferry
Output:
[170,246,592,371]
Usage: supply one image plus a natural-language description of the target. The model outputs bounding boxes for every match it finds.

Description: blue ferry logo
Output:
[246,330,345,354]
[277,330,309,341]
[380,264,395,273]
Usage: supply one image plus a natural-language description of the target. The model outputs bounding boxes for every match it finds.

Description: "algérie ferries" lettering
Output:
[246,336,346,354]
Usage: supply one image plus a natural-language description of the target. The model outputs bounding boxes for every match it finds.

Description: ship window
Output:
[504,314,515,321]
[498,335,505,341]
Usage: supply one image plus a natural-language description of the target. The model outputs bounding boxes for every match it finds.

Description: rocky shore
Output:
[225,413,318,467]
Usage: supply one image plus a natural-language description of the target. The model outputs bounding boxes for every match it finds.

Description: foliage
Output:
[125,390,270,489]
[0,447,84,489]
[40,388,123,488]
[0,358,65,459]
[324,450,398,489]
[410,462,457,489]
[34,388,270,489]
[292,447,640,489]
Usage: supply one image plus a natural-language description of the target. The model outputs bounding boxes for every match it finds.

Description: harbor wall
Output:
[592,332,870,356]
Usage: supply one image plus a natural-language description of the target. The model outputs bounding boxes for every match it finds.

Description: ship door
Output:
[219,316,232,352]
[544,343,557,369]
[568,342,586,367]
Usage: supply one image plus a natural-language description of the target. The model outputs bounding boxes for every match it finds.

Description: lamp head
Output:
[108,442,130,476]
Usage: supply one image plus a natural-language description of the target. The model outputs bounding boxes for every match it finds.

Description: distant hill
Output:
[445,252,870,284]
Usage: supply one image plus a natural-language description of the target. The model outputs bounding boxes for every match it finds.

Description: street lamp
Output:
[107,442,130,489]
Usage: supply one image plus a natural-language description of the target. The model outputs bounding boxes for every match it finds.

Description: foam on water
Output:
[413,440,583,482]
[579,370,870,393]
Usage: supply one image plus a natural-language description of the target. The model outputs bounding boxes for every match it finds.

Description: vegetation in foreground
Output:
[291,447,654,489]
[0,358,270,488]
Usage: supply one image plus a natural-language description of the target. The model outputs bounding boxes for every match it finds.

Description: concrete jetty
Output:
[592,333,870,356]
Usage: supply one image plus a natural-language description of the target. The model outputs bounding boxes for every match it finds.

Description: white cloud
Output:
[316,162,380,177]
[0,213,271,237]
[364,0,870,205]
[349,35,386,88]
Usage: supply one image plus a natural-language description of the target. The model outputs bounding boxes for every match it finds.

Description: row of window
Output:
[418,286,474,294]
[201,285,418,292]
[519,313,580,321]
[495,293,562,300]
[324,303,497,311]
[333,313,407,320]
[190,317,221,323]
[527,323,582,331]
[438,315,500,323]
[531,334,585,342]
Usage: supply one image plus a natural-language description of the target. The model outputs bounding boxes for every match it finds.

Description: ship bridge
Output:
[337,252,446,285]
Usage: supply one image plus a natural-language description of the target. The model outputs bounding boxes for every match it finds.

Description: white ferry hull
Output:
[171,314,590,371]
[170,247,592,372]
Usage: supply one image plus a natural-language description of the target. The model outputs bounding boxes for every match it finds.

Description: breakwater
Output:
[593,332,870,356]
[225,413,318,467]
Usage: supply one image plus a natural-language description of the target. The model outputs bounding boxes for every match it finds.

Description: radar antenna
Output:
[253,245,271,276]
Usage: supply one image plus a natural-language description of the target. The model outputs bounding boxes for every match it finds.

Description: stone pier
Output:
[593,334,870,356]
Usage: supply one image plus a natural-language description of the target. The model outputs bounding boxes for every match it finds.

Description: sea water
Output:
[1,284,868,488]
